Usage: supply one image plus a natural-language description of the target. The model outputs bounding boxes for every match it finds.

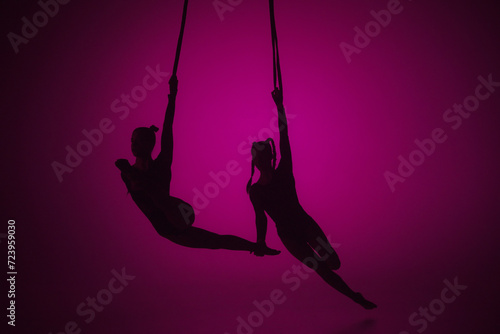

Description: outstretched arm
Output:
[158,75,178,168]
[250,191,269,256]
[272,89,292,173]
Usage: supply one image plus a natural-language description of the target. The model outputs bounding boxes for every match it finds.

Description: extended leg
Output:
[166,227,279,255]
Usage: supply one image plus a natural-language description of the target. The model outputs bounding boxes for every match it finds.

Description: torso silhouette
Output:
[121,156,178,235]
[249,157,311,238]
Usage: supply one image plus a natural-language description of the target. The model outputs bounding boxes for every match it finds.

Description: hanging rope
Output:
[269,0,283,94]
[172,0,189,77]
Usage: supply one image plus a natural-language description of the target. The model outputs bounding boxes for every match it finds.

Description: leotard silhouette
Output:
[247,88,376,309]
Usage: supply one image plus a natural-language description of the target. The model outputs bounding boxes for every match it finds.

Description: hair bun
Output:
[149,125,159,132]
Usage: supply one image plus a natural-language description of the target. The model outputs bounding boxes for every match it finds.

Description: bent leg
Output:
[280,234,377,309]
[303,218,341,270]
[280,235,356,299]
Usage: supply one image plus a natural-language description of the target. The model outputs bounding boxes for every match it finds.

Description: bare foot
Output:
[251,243,281,257]
[353,293,377,310]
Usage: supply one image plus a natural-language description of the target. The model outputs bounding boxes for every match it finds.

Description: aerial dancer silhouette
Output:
[115,0,279,256]
[246,0,377,309]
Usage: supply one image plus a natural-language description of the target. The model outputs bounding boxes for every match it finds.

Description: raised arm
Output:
[158,75,178,168]
[272,88,292,173]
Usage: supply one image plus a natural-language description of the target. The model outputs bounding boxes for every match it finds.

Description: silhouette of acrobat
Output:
[246,88,377,309]
[246,0,376,309]
[115,76,280,256]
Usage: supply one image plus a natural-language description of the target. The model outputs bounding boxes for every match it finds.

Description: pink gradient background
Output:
[2,0,500,333]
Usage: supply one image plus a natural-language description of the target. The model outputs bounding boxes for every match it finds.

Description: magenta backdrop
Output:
[2,0,500,333]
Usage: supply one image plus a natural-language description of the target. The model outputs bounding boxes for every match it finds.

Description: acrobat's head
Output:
[251,139,276,172]
[246,138,276,193]
[131,125,158,158]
